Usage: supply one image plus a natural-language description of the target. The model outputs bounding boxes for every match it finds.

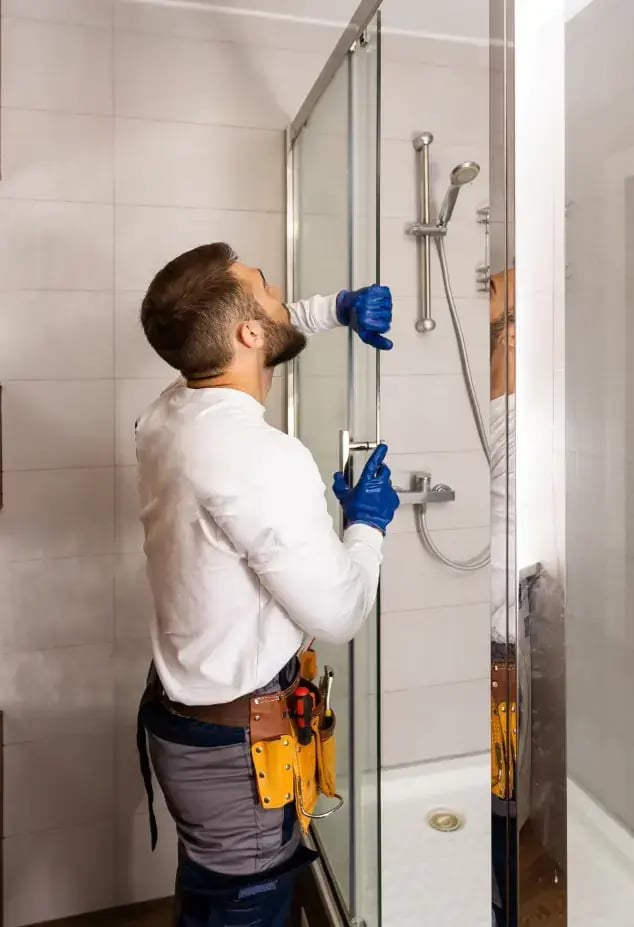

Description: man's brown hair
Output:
[140,242,257,378]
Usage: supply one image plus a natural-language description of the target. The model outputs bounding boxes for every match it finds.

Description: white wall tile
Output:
[0,200,113,291]
[2,0,113,27]
[381,372,489,454]
[296,134,348,218]
[115,378,169,466]
[381,60,489,145]
[298,326,348,378]
[114,205,283,292]
[264,374,286,432]
[381,527,490,612]
[381,296,489,378]
[115,465,143,554]
[115,552,154,640]
[381,137,489,222]
[2,380,114,471]
[4,733,115,837]
[116,810,177,906]
[0,110,113,203]
[1,17,113,115]
[115,290,172,379]
[382,604,490,692]
[382,678,489,765]
[381,32,489,70]
[0,468,115,561]
[115,118,283,212]
[297,374,346,458]
[0,292,113,380]
[0,642,114,744]
[4,821,115,927]
[294,213,348,297]
[115,722,166,819]
[0,555,113,654]
[381,215,484,300]
[115,0,341,54]
[115,30,321,129]
[114,636,152,726]
[390,450,490,531]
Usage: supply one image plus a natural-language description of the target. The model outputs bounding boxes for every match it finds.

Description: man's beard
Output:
[262,317,307,368]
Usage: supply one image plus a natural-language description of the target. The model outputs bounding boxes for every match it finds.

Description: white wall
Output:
[378,0,491,766]
[564,0,634,835]
[0,1,331,923]
[515,0,566,578]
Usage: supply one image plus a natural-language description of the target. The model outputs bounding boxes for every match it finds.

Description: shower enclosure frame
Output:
[285,5,384,924]
[284,2,528,925]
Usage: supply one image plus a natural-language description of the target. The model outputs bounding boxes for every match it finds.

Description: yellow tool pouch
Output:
[299,649,317,682]
[250,668,343,833]
[491,661,518,799]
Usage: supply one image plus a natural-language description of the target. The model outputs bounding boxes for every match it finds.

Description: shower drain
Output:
[426,808,463,832]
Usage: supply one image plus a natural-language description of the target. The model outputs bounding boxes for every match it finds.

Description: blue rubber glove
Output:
[332,443,400,535]
[336,285,393,350]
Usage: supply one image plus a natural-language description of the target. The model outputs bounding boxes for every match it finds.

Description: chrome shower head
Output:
[437,160,480,227]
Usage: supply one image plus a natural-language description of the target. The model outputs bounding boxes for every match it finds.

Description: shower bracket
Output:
[406,222,446,239]
[395,471,455,506]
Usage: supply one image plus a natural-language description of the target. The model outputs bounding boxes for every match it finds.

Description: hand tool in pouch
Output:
[292,685,315,745]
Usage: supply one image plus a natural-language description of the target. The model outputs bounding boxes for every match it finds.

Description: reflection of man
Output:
[490,267,523,927]
[490,267,515,643]
[134,243,399,926]
[490,267,515,399]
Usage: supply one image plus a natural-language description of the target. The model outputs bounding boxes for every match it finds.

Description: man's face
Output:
[231,262,307,367]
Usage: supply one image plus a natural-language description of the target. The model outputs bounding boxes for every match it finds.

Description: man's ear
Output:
[236,319,264,349]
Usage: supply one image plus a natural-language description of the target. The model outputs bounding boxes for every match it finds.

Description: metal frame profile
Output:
[284,0,382,438]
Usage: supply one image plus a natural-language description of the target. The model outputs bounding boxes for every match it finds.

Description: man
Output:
[135,242,399,926]
[489,267,522,927]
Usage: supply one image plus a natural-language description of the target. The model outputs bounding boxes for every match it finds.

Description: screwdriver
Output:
[293,686,315,745]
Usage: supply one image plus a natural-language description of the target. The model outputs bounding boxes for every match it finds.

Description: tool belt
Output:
[491,662,517,800]
[159,650,342,833]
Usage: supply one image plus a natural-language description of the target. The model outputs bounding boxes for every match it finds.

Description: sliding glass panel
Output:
[291,18,382,925]
[292,56,354,912]
[348,14,383,927]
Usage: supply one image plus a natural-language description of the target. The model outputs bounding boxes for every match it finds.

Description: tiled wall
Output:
[0,1,333,923]
[378,8,491,766]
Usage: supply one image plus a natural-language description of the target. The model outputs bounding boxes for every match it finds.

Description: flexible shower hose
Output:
[415,237,490,572]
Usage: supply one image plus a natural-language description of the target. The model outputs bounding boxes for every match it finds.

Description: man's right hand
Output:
[332,444,400,535]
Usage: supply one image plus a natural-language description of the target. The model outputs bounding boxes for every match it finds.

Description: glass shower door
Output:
[290,13,382,926]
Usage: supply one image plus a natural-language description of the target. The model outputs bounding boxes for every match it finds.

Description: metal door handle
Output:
[338,429,378,473]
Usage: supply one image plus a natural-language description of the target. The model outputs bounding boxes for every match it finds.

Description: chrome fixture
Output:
[407,134,480,333]
[405,133,490,572]
[338,429,377,473]
[411,132,436,332]
[437,161,480,227]
[427,809,463,833]
[395,472,455,506]
[476,205,491,292]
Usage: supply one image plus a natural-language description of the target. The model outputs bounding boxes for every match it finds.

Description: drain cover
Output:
[426,809,463,832]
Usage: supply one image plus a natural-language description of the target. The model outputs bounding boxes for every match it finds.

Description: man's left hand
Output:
[336,285,393,350]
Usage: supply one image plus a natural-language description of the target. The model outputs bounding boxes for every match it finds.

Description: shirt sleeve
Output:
[202,433,383,645]
[288,293,341,335]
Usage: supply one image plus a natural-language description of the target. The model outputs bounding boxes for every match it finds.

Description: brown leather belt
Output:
[160,667,306,742]
[491,662,517,707]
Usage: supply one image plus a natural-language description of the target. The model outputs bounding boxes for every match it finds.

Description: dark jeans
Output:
[175,856,298,927]
[137,661,316,927]
[492,810,517,927]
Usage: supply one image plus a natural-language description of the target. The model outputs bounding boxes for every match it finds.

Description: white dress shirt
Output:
[136,293,383,704]
[490,393,515,643]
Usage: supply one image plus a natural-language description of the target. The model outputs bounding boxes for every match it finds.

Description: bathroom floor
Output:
[519,825,566,926]
[50,899,172,926]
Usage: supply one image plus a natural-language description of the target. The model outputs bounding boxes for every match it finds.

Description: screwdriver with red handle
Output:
[293,686,315,745]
